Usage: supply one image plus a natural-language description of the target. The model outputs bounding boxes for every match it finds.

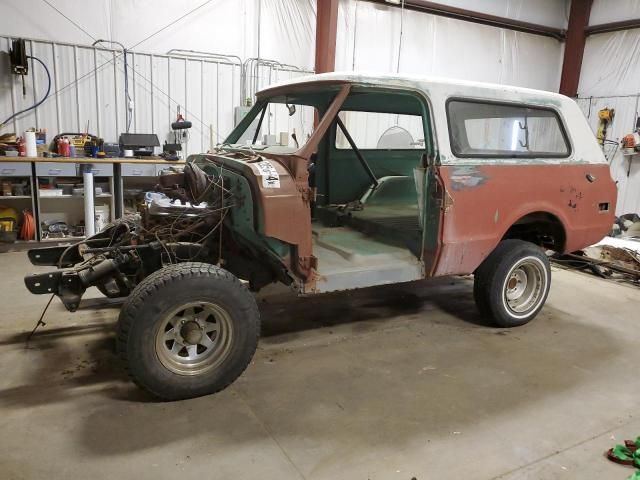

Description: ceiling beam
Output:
[315,0,339,73]
[362,0,566,40]
[586,18,640,35]
[559,0,593,97]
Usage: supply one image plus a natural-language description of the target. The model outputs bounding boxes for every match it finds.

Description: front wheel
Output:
[473,240,551,327]
[116,262,260,400]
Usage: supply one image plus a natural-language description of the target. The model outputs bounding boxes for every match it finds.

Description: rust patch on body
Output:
[562,185,584,212]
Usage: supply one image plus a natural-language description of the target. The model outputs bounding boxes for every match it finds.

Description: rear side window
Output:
[447,100,570,158]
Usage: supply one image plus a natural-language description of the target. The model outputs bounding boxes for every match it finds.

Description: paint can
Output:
[24,131,37,157]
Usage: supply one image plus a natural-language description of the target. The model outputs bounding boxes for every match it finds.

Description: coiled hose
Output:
[20,209,35,241]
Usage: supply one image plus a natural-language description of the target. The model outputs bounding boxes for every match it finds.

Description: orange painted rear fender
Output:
[433,163,617,276]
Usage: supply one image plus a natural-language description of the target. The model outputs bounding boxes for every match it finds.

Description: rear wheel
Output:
[116,262,260,400]
[473,240,550,327]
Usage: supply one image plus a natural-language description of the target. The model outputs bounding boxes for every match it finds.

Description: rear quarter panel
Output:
[433,163,616,276]
[429,87,617,276]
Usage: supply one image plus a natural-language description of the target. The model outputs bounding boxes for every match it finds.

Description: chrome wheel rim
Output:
[155,301,233,376]
[502,257,547,317]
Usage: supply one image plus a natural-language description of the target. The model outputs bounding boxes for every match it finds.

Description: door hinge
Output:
[299,255,318,271]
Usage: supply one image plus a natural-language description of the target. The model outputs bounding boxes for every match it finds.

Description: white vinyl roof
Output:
[258,71,568,105]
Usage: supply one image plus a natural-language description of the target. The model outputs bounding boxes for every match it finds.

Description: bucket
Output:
[94,204,110,232]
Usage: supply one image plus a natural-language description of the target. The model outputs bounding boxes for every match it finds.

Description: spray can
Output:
[17,136,26,156]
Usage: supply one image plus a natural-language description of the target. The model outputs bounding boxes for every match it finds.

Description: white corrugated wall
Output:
[0,0,316,154]
[0,38,246,155]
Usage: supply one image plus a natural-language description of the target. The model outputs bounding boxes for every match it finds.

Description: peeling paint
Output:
[450,166,488,191]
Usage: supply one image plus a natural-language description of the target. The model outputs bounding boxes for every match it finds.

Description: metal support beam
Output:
[363,0,565,40]
[586,18,640,35]
[559,0,593,97]
[315,0,339,73]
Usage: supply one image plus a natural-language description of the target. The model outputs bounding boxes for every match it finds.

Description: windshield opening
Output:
[224,86,344,151]
[233,97,317,150]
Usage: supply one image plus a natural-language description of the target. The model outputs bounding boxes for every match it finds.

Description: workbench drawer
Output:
[122,163,157,177]
[81,164,113,177]
[156,164,176,176]
[35,162,77,177]
[0,162,31,177]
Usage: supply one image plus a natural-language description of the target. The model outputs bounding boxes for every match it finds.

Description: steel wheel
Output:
[502,256,547,318]
[155,301,234,376]
[474,240,551,327]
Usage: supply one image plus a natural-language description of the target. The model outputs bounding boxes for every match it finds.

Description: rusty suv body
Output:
[24,73,617,400]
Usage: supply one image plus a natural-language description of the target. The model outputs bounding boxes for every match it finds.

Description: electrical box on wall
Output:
[9,39,28,75]
[234,106,251,126]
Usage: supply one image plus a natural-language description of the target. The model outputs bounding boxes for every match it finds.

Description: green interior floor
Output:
[315,204,422,258]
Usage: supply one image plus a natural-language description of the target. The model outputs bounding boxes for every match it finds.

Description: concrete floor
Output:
[1,251,640,480]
